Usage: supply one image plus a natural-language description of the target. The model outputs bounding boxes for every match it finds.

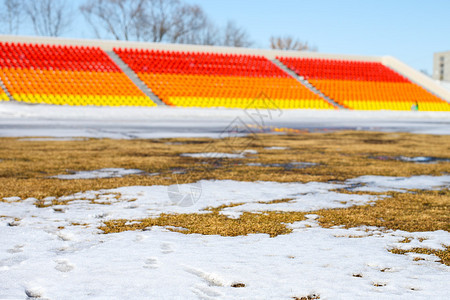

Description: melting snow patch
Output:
[51,168,144,180]
[370,155,450,164]
[19,137,86,142]
[1,175,450,298]
[181,152,246,159]
[264,146,288,150]
[398,156,450,163]
[347,175,450,192]
[181,150,258,159]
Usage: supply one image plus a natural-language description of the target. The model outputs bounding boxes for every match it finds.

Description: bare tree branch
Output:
[80,0,147,41]
[0,0,24,34]
[79,0,253,47]
[24,0,73,37]
[183,21,220,46]
[222,21,253,48]
[169,4,208,44]
[270,36,317,51]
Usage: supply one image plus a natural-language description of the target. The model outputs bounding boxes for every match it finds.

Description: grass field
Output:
[1,131,449,269]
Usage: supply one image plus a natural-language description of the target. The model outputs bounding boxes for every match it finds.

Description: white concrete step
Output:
[107,51,165,106]
[271,58,345,109]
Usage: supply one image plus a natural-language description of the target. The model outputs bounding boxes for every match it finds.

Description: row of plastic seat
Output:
[137,73,333,109]
[168,97,332,109]
[11,94,155,107]
[309,80,450,111]
[0,42,120,72]
[342,100,450,111]
[115,48,289,78]
[277,56,450,111]
[309,80,444,103]
[278,57,409,82]
[0,69,144,96]
[118,48,268,60]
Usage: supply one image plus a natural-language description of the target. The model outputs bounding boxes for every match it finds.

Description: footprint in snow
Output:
[191,285,223,299]
[143,257,160,269]
[55,259,75,272]
[7,244,24,254]
[25,285,45,299]
[160,242,175,254]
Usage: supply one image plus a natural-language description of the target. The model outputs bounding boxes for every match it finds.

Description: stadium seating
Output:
[0,86,8,101]
[0,42,155,106]
[114,48,334,109]
[277,57,450,111]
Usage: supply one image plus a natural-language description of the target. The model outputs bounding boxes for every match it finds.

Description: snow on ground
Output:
[51,168,145,180]
[1,175,449,299]
[264,146,289,150]
[347,175,450,193]
[181,153,247,159]
[1,102,449,298]
[0,101,449,138]
[181,150,257,159]
[18,137,87,142]
[397,156,450,163]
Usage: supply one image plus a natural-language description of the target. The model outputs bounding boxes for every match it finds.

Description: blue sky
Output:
[13,0,450,75]
[182,0,450,75]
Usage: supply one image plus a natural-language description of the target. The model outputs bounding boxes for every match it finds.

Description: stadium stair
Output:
[107,50,164,105]
[271,58,343,109]
[0,77,11,101]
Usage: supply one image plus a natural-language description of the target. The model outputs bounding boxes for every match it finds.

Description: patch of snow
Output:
[19,137,86,142]
[51,168,144,180]
[181,152,246,159]
[1,101,450,138]
[398,156,450,163]
[0,220,448,298]
[370,155,450,164]
[2,196,21,202]
[241,149,258,155]
[264,146,288,150]
[0,175,449,298]
[347,175,450,192]
[221,191,376,218]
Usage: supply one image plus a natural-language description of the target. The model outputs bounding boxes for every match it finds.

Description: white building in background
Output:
[433,51,450,82]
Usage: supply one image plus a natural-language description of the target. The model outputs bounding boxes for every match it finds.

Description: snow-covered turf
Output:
[0,101,449,138]
[264,146,289,150]
[51,168,144,180]
[181,153,247,159]
[181,149,257,159]
[1,175,449,299]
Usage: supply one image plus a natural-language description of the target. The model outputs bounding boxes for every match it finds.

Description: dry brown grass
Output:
[316,189,450,232]
[292,295,320,300]
[1,131,449,200]
[99,189,449,236]
[2,132,449,235]
[389,246,450,266]
[100,210,307,237]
